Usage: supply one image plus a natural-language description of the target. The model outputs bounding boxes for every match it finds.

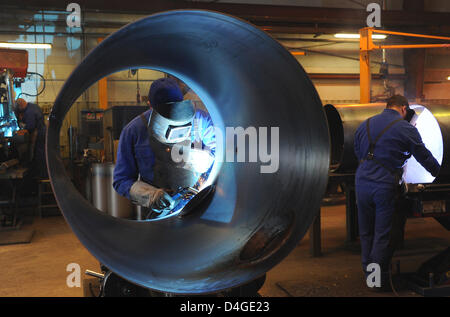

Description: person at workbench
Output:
[354,94,440,291]
[14,98,47,179]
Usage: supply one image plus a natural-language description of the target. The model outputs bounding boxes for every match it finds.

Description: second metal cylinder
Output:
[91,162,133,218]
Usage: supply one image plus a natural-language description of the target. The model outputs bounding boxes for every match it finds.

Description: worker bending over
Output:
[15,98,47,179]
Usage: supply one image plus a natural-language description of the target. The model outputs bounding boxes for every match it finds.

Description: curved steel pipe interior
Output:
[46,10,330,294]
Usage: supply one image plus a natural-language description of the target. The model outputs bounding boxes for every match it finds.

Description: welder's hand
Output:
[150,189,175,212]
[129,180,174,210]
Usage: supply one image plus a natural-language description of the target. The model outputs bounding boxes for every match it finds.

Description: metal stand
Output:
[345,184,359,242]
[85,267,265,297]
[403,247,450,297]
[328,173,359,242]
[309,209,321,257]
[0,168,28,230]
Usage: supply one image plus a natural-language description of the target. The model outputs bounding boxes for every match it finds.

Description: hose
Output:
[389,264,400,297]
[16,72,46,98]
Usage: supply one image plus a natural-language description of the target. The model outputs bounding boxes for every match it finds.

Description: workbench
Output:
[0,167,29,229]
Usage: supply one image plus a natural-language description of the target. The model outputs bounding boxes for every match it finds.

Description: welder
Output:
[113,77,267,296]
[14,98,47,179]
[354,94,441,290]
[113,77,215,218]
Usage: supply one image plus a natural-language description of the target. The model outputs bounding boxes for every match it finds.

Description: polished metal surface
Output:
[5,70,15,110]
[325,103,450,183]
[91,163,133,218]
[324,103,385,173]
[420,104,450,183]
[47,10,330,294]
[91,163,108,213]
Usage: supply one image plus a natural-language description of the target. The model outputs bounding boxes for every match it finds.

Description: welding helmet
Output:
[146,78,198,190]
[148,78,194,143]
[147,100,197,191]
[149,100,195,144]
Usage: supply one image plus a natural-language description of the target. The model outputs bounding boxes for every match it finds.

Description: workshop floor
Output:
[0,204,448,297]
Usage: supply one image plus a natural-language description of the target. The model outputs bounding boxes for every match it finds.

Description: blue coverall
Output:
[113,109,216,200]
[354,108,440,274]
[21,102,47,178]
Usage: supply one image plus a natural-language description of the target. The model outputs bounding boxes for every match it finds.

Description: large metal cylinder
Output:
[324,103,384,173]
[91,163,133,218]
[91,163,108,213]
[46,10,330,294]
[325,103,448,183]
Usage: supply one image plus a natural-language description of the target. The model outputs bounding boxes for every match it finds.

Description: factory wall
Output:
[1,7,449,157]
[216,0,403,10]
[217,0,450,12]
[0,9,165,157]
[282,35,407,104]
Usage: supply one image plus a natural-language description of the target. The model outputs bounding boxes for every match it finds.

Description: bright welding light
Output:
[403,105,443,184]
[188,148,215,174]
[0,43,52,49]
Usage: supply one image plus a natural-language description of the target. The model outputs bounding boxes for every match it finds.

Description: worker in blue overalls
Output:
[354,95,440,290]
[113,77,266,296]
[113,77,216,218]
[15,98,47,179]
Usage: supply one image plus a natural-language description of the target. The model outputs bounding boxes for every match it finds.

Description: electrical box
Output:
[103,105,148,162]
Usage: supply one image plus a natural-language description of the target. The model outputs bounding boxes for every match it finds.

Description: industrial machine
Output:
[0,48,29,166]
[0,48,39,227]
[325,102,450,296]
[79,109,104,152]
[102,105,147,162]
[46,10,330,296]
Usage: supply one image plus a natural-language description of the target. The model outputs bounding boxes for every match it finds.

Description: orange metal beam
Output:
[359,27,450,103]
[377,44,450,49]
[97,37,108,110]
[371,28,450,41]
[359,28,372,103]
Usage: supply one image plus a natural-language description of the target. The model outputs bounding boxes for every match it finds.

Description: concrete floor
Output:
[0,204,449,297]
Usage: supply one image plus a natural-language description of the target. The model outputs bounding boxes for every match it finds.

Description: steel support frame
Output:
[359,27,450,103]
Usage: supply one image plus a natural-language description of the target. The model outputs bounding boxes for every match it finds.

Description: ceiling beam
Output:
[2,0,450,27]
[1,1,450,36]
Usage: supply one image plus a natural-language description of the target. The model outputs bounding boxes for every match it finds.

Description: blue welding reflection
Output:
[0,103,18,137]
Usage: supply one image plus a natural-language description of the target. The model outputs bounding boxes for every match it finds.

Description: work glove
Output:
[151,189,175,211]
[129,180,175,211]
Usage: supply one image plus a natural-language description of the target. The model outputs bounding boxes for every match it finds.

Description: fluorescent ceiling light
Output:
[0,42,52,49]
[371,34,388,39]
[334,33,387,40]
[334,33,360,39]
